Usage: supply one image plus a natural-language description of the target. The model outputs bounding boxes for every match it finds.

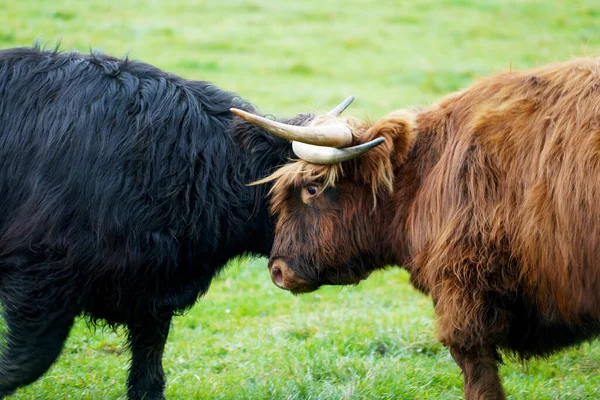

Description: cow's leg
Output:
[0,276,78,397]
[126,312,172,400]
[433,274,509,400]
[449,345,505,400]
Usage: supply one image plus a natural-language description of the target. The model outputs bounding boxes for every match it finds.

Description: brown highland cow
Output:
[232,57,600,399]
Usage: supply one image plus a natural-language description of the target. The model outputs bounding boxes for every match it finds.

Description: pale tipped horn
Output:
[291,137,385,164]
[327,95,355,116]
[230,108,353,147]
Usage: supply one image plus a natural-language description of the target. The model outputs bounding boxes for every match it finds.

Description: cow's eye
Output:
[302,184,322,202]
[306,185,319,195]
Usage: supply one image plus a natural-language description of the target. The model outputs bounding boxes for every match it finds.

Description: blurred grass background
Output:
[1,0,600,399]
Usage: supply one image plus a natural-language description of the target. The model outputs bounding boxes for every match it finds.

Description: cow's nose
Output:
[269,259,291,290]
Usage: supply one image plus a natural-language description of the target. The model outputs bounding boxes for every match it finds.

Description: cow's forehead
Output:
[251,159,342,191]
[271,161,342,191]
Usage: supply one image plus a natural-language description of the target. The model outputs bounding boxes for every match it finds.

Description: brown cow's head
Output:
[232,99,416,293]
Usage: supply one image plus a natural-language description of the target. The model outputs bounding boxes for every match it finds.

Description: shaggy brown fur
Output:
[265,57,600,399]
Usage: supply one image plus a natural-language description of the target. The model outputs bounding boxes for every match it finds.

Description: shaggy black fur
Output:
[0,46,311,399]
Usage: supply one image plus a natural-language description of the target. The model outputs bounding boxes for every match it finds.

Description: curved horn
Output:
[230,108,353,147]
[326,95,354,116]
[291,137,385,164]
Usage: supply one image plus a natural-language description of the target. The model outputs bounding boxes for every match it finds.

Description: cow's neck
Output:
[226,114,313,256]
[378,107,449,292]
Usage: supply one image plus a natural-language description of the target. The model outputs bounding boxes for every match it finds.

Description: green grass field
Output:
[2,0,600,398]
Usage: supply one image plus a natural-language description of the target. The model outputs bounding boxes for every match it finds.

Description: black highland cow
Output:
[0,46,317,399]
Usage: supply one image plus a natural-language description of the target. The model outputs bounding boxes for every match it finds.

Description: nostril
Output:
[271,266,284,287]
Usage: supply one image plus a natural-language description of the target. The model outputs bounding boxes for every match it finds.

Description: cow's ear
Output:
[365,110,416,169]
[346,110,416,196]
